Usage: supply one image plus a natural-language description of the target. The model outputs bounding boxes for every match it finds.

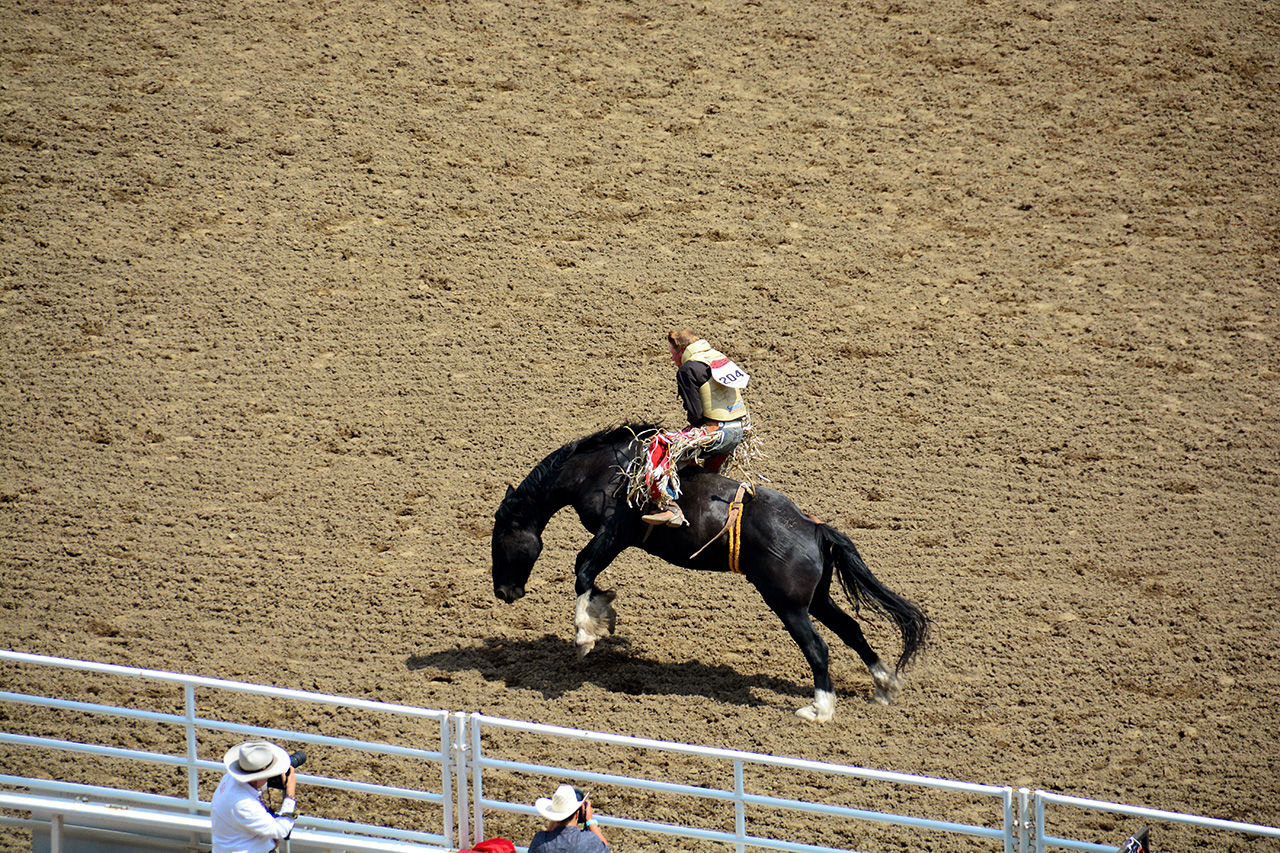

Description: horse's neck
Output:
[515,479,575,534]
[525,447,624,531]
[530,495,571,534]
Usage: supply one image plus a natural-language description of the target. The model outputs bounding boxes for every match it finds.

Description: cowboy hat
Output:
[223,741,291,783]
[534,784,585,822]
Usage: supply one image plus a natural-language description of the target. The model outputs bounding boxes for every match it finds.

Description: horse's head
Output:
[492,485,541,603]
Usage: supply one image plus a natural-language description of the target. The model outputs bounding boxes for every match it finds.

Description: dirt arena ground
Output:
[2,0,1277,850]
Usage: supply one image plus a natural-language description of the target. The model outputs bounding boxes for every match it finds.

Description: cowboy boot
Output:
[642,502,687,528]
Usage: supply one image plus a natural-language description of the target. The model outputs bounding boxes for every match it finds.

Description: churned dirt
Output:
[2,1,1278,851]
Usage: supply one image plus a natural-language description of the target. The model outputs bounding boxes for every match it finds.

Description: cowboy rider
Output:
[641,328,751,527]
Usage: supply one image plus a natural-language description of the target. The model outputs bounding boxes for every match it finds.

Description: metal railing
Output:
[1027,789,1280,853]
[0,791,450,853]
[465,712,1016,853]
[3,649,1279,852]
[0,649,454,850]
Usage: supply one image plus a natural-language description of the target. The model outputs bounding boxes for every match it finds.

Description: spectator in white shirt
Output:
[211,741,299,853]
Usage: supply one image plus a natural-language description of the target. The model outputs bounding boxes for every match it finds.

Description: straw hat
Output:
[534,785,585,822]
[223,741,291,783]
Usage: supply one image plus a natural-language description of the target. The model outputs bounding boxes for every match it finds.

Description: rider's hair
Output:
[667,328,700,351]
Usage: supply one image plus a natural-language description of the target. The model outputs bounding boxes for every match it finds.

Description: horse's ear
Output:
[504,482,516,498]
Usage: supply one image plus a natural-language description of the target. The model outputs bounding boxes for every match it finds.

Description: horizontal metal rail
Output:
[5,650,1279,853]
[0,650,449,721]
[465,712,1016,853]
[581,811,869,853]
[0,648,454,850]
[0,791,452,853]
[0,774,193,810]
[469,712,1010,795]
[1034,790,1280,853]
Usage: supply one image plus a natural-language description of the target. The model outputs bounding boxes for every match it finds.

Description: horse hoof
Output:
[494,584,525,603]
[574,591,616,658]
[870,662,902,705]
[794,690,836,722]
[794,705,834,722]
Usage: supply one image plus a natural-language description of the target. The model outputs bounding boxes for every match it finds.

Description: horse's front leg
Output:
[574,588,617,658]
[571,532,625,658]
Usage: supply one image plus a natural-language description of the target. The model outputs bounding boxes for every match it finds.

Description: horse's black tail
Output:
[819,524,930,672]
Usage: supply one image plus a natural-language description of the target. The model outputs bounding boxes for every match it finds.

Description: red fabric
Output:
[703,452,729,473]
[459,839,516,853]
[645,433,672,500]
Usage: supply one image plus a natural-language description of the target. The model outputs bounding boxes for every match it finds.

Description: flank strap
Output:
[690,482,755,573]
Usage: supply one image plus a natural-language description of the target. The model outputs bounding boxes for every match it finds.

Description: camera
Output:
[266,749,307,790]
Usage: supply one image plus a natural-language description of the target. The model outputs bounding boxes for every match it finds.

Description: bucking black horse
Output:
[491,423,929,722]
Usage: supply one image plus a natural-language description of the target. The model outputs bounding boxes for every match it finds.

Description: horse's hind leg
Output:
[764,604,838,722]
[810,595,902,705]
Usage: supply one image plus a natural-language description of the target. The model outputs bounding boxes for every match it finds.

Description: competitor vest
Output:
[683,340,749,422]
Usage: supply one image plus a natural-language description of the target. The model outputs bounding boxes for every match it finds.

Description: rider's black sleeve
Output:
[676,361,712,425]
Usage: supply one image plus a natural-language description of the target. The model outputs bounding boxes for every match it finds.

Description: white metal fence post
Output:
[1000,786,1014,853]
[440,706,455,848]
[1017,787,1032,853]
[469,712,486,846]
[452,711,471,849]
[184,683,199,812]
[734,758,746,853]
[1034,790,1047,853]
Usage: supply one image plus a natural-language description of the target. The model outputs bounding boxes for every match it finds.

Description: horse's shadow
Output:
[406,634,809,710]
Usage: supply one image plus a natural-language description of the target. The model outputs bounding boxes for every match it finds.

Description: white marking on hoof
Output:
[870,661,902,705]
[574,590,617,658]
[795,689,836,722]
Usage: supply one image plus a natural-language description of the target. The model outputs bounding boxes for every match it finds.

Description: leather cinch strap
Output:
[690,482,754,573]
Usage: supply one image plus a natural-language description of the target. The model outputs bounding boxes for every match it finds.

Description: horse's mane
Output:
[498,422,661,521]
[574,421,660,456]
